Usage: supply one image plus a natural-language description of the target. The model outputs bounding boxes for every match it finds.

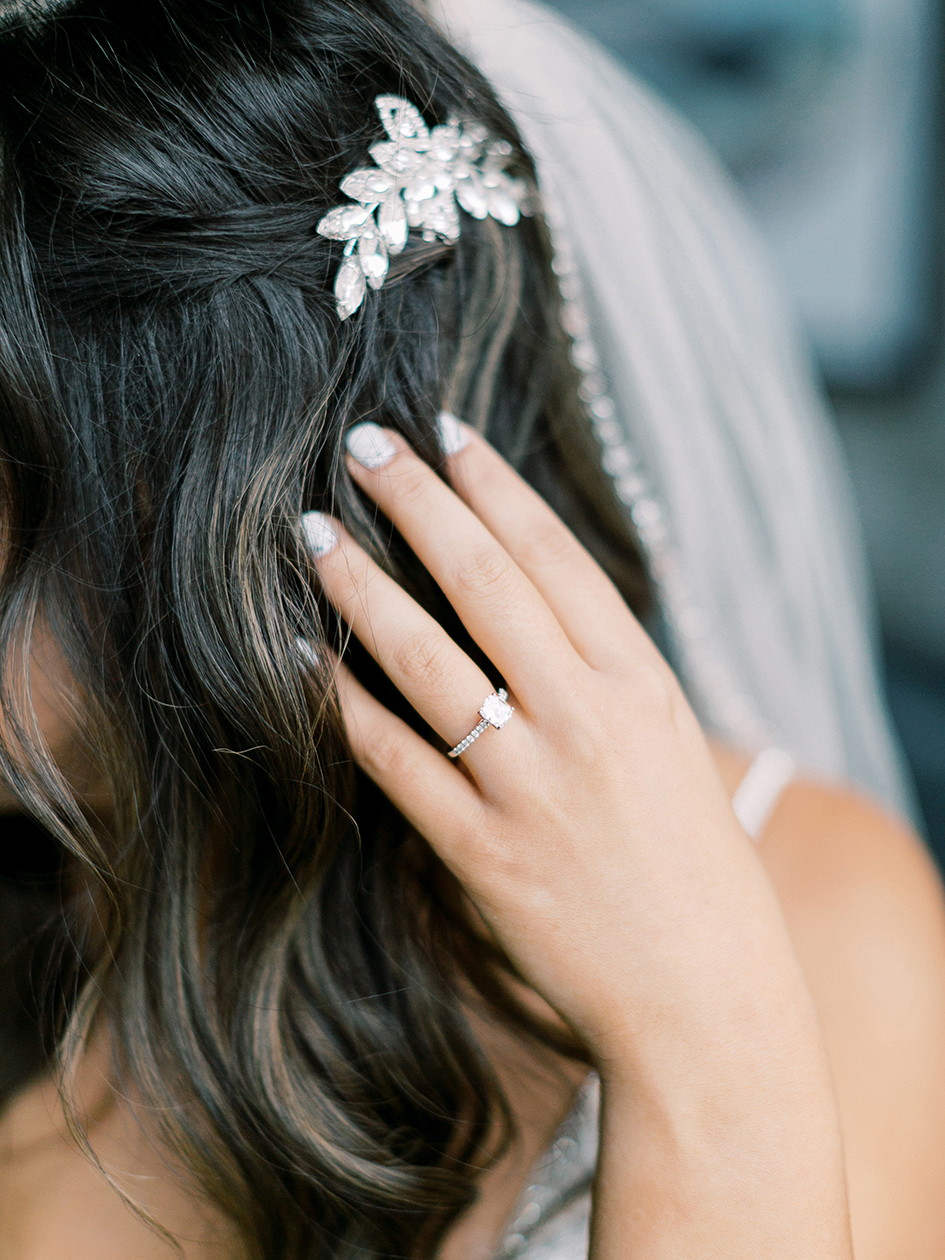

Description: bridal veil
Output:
[433,0,914,820]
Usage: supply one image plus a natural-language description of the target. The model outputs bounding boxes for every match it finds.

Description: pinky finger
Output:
[335,661,487,851]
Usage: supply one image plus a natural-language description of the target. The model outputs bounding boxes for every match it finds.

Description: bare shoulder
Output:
[761,771,945,1051]
[713,743,945,949]
[762,771,943,918]
[716,745,945,1260]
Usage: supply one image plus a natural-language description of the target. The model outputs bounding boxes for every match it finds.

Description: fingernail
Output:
[295,636,319,667]
[345,422,397,469]
[437,411,469,456]
[301,510,338,557]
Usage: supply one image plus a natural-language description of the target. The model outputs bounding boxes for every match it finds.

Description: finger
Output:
[304,510,529,769]
[334,659,488,849]
[342,424,581,705]
[441,415,656,672]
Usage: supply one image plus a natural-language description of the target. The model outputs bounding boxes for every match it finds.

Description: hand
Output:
[306,420,797,1070]
[308,419,852,1257]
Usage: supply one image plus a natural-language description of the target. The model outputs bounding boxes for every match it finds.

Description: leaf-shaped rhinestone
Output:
[340,169,394,205]
[316,204,372,239]
[369,139,423,178]
[454,169,489,220]
[375,94,429,144]
[487,185,521,227]
[334,255,367,320]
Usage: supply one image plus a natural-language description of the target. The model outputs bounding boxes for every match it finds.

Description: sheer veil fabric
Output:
[431,0,915,820]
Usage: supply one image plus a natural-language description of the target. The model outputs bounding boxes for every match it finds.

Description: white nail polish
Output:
[295,636,319,668]
[301,510,338,557]
[345,422,397,468]
[437,411,469,456]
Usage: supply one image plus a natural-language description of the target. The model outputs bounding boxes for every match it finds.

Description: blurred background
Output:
[543,0,945,860]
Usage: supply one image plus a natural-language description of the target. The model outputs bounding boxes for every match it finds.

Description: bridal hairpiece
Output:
[317,95,529,319]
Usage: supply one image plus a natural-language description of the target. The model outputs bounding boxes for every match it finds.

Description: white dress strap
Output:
[732,747,796,840]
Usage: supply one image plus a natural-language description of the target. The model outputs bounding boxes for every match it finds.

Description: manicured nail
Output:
[295,636,319,667]
[345,422,397,468]
[301,510,338,557]
[437,411,469,456]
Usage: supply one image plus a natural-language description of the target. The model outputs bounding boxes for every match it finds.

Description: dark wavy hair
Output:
[0,0,649,1254]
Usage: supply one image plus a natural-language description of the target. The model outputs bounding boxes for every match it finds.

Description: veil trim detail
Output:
[545,196,774,749]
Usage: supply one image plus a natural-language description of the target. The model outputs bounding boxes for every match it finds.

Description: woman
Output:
[0,2,942,1258]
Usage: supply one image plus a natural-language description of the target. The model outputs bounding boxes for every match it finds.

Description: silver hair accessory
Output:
[447,688,513,758]
[317,95,529,320]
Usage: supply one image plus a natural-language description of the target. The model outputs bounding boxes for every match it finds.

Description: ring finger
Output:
[303,510,525,767]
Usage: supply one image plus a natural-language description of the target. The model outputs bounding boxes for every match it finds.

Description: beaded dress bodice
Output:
[498,1076,599,1260]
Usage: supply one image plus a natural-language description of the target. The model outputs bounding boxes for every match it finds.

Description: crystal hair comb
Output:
[317,95,529,319]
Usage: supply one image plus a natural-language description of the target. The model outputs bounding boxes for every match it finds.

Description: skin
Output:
[1,423,945,1257]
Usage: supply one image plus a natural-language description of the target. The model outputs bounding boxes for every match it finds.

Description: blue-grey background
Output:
[544,0,945,856]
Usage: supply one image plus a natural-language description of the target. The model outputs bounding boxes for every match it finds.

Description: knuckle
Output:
[515,519,574,569]
[453,544,514,601]
[391,628,453,692]
[361,721,410,780]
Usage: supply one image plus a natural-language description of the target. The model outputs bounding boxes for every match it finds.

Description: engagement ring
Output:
[447,688,514,758]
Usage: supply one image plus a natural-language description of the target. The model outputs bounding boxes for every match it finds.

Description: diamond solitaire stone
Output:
[479,690,513,728]
[447,688,513,757]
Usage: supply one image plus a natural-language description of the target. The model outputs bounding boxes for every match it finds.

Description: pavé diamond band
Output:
[447,688,514,758]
